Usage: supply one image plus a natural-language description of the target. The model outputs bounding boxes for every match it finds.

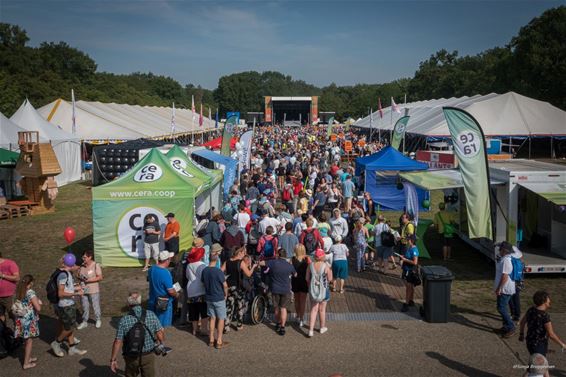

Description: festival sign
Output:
[221,114,238,157]
[443,107,492,239]
[358,140,366,148]
[92,149,202,267]
[330,134,337,142]
[239,130,253,171]
[344,141,353,153]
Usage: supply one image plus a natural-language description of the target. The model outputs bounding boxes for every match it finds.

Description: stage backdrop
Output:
[92,148,206,267]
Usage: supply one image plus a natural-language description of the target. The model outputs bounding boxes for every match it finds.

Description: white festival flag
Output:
[239,130,254,171]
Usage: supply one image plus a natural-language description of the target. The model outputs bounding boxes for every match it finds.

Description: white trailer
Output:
[489,159,566,274]
[400,160,566,274]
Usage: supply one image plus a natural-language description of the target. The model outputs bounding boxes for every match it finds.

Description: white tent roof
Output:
[10,100,82,186]
[354,92,566,138]
[38,99,219,141]
[0,111,37,151]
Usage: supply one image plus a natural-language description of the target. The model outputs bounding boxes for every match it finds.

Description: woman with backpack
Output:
[299,218,324,257]
[306,249,333,338]
[14,275,41,370]
[281,181,294,213]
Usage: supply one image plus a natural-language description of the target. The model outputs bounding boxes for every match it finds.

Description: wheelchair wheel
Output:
[250,295,266,325]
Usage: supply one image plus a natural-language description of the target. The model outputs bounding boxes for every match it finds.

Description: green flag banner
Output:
[221,115,238,156]
[391,115,410,150]
[443,107,492,239]
[326,117,334,137]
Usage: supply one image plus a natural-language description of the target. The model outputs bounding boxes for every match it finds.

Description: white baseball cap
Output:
[158,250,174,261]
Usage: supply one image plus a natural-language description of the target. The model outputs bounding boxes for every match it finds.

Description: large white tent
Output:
[354,92,566,138]
[10,100,82,186]
[0,111,30,151]
[38,99,219,142]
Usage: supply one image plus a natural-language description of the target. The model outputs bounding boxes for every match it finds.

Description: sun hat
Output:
[305,189,313,197]
[158,250,174,261]
[314,248,325,260]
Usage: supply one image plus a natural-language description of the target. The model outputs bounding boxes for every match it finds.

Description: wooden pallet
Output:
[0,209,9,220]
[0,204,30,218]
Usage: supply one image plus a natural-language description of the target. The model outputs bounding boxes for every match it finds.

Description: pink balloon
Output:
[64,227,76,245]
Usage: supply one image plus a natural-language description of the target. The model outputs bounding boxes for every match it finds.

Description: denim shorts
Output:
[206,300,227,320]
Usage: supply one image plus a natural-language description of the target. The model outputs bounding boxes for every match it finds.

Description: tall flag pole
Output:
[71,89,77,135]
[199,103,203,127]
[443,107,493,239]
[392,97,401,114]
[208,107,211,121]
[191,95,195,144]
[378,97,383,142]
[215,108,219,129]
[391,115,410,151]
[369,108,373,142]
[170,102,176,137]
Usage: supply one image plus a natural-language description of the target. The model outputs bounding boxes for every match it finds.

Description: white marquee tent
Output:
[354,92,566,139]
[38,99,219,142]
[10,100,82,186]
[0,111,30,151]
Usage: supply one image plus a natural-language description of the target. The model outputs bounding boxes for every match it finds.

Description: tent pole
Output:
[550,135,553,159]
[528,135,531,159]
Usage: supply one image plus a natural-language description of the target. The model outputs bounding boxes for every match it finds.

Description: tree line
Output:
[0,6,564,121]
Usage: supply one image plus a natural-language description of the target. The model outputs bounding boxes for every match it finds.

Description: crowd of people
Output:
[0,124,563,377]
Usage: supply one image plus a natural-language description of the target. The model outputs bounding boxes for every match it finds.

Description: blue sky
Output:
[1,0,561,89]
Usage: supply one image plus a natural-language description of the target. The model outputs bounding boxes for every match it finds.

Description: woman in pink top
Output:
[0,252,20,320]
[77,251,103,329]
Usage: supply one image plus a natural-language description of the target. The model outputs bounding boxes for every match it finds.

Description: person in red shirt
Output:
[299,218,324,257]
[257,226,279,260]
[164,213,180,255]
[0,252,20,324]
[292,177,303,214]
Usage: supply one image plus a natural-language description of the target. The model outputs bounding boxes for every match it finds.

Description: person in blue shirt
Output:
[399,234,419,312]
[147,251,178,327]
[341,175,355,212]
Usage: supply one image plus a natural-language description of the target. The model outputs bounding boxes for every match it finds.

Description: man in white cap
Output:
[148,250,178,327]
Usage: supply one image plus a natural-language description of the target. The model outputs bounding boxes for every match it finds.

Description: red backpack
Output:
[282,187,292,201]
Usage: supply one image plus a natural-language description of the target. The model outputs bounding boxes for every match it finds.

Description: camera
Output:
[153,344,172,356]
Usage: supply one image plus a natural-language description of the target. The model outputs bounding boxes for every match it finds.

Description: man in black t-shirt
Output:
[143,215,161,271]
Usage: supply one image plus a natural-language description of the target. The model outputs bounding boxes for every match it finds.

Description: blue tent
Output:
[355,147,428,211]
[191,149,238,199]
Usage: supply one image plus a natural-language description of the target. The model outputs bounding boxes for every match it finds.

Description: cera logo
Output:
[117,207,166,258]
[454,131,481,158]
[170,158,193,177]
[134,163,162,182]
[396,122,406,134]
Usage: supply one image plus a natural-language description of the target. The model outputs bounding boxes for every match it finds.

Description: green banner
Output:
[326,116,334,137]
[443,107,492,239]
[221,115,238,157]
[391,115,410,150]
[92,148,202,266]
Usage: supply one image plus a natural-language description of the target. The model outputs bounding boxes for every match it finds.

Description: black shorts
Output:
[272,293,290,309]
[443,236,454,247]
[187,297,208,322]
[57,304,77,331]
[401,269,410,282]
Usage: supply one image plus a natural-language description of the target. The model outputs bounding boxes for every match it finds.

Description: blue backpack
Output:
[510,257,524,282]
[263,237,275,258]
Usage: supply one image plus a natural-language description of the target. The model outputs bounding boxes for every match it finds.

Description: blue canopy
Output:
[356,147,428,211]
[192,149,238,199]
[355,146,428,175]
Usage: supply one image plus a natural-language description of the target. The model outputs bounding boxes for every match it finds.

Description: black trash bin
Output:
[420,265,454,323]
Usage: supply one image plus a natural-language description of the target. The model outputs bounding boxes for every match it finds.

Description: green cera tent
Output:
[165,145,223,215]
[92,148,206,267]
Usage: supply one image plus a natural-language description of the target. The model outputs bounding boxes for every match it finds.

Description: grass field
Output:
[1,182,564,316]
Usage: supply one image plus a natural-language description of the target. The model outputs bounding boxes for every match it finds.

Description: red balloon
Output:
[64,227,76,245]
